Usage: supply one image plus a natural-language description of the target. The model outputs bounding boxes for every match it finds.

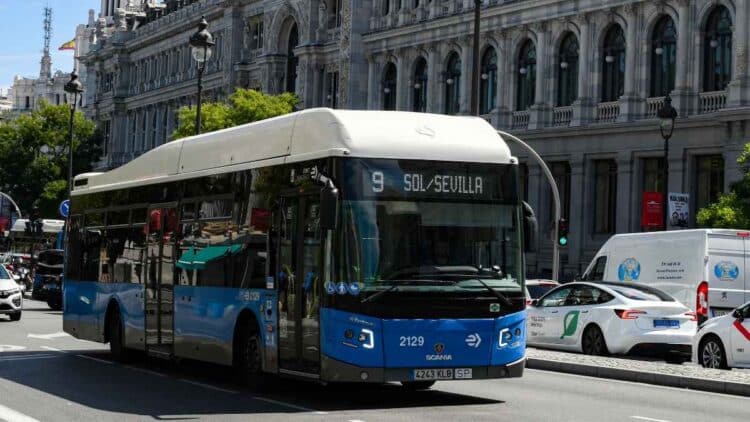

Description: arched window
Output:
[601,25,626,102]
[480,47,497,115]
[444,52,461,115]
[557,33,579,106]
[651,16,677,97]
[703,6,732,92]
[382,62,397,110]
[285,24,299,93]
[383,0,390,15]
[517,40,536,111]
[412,57,428,112]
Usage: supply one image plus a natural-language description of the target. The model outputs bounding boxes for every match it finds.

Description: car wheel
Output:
[700,335,728,370]
[9,312,21,322]
[582,325,608,356]
[108,310,130,362]
[47,297,62,311]
[400,381,436,390]
[237,325,264,388]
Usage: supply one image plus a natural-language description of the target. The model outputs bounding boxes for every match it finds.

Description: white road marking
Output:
[40,346,64,353]
[0,354,58,362]
[0,345,26,353]
[632,416,672,422]
[178,379,239,394]
[251,396,327,414]
[27,332,70,340]
[0,403,40,422]
[349,420,366,422]
[75,354,113,365]
[527,369,750,400]
[123,365,168,378]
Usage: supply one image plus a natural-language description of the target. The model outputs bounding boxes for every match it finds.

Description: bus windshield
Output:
[331,158,524,317]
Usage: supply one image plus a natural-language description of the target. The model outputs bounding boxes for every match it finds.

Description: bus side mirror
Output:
[522,201,537,253]
[320,180,339,231]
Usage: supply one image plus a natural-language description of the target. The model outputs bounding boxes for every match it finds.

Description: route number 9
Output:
[372,171,384,193]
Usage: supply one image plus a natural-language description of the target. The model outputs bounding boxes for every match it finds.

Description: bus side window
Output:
[66,215,84,281]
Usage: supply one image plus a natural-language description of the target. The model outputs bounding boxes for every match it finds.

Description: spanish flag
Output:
[58,39,75,51]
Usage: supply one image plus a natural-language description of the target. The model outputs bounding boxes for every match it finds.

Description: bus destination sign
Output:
[343,158,517,202]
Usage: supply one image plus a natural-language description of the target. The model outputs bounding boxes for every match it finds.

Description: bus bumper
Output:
[320,354,525,383]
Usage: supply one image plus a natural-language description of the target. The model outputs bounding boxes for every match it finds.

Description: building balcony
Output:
[699,91,727,114]
[512,110,529,130]
[596,101,620,123]
[552,106,572,127]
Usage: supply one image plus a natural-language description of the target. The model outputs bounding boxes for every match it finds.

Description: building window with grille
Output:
[101,120,111,157]
[413,57,428,112]
[517,39,536,111]
[444,52,461,115]
[326,71,339,108]
[651,16,677,97]
[549,162,571,221]
[480,47,497,114]
[557,33,579,107]
[601,25,626,102]
[382,62,397,111]
[694,155,725,214]
[328,0,343,29]
[642,157,665,193]
[593,160,617,234]
[703,6,732,92]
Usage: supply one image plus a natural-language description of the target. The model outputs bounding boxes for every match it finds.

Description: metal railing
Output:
[699,91,727,114]
[596,101,620,123]
[511,110,530,130]
[645,96,665,119]
[552,106,572,127]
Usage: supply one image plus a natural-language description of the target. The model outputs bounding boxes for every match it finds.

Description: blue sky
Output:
[0,0,100,93]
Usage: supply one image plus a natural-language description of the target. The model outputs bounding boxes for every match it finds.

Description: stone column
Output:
[529,23,551,129]
[366,55,378,109]
[615,152,633,234]
[494,30,511,128]
[671,0,696,115]
[618,4,642,122]
[459,38,472,114]
[728,0,750,107]
[396,50,409,110]
[566,154,585,274]
[572,14,594,126]
[427,44,440,113]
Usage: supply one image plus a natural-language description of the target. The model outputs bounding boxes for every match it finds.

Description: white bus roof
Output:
[72,108,513,195]
[9,219,65,234]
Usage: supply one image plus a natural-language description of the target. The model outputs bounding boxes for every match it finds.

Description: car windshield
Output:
[0,266,10,279]
[527,284,557,299]
[606,284,674,302]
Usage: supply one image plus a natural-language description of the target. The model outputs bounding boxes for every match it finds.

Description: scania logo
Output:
[434,343,445,354]
[425,354,453,361]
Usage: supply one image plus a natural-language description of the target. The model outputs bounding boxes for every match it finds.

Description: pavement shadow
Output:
[0,350,501,417]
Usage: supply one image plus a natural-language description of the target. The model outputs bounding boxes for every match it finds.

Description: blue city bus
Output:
[63,109,531,388]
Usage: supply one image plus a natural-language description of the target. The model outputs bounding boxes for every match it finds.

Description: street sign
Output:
[59,199,70,218]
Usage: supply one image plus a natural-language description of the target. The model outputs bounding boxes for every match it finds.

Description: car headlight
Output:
[2,288,20,295]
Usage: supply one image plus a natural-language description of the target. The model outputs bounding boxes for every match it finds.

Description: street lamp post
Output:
[470,0,481,115]
[657,95,677,230]
[189,17,214,136]
[64,70,84,199]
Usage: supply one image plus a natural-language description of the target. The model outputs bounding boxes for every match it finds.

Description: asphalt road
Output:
[0,299,747,422]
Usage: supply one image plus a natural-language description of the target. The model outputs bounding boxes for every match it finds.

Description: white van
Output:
[580,229,750,323]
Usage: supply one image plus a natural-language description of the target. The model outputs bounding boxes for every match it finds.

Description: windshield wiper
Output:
[360,279,455,304]
[468,277,514,308]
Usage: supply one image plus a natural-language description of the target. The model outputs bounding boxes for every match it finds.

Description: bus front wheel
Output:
[400,381,436,390]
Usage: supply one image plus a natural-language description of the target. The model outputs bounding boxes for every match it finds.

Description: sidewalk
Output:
[526,347,750,396]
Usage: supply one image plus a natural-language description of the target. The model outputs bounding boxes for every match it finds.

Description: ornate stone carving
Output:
[338,0,352,106]
[114,8,128,31]
[621,3,639,17]
[318,0,327,30]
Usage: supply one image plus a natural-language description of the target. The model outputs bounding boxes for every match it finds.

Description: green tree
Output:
[172,89,298,140]
[0,102,100,217]
[697,143,750,229]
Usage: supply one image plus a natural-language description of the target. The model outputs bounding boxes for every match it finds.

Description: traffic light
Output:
[557,218,569,247]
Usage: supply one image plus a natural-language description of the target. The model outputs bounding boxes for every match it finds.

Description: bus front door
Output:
[144,206,177,357]
[277,195,322,376]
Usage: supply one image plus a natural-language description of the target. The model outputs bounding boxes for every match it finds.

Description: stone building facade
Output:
[83,0,750,278]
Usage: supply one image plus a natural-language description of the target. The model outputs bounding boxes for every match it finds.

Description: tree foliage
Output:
[0,102,100,218]
[172,89,298,140]
[697,143,750,229]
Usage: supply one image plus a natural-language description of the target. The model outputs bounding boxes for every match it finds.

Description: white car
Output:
[527,281,696,359]
[0,266,23,321]
[693,301,750,369]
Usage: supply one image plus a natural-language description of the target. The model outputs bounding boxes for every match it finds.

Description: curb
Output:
[526,357,750,397]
